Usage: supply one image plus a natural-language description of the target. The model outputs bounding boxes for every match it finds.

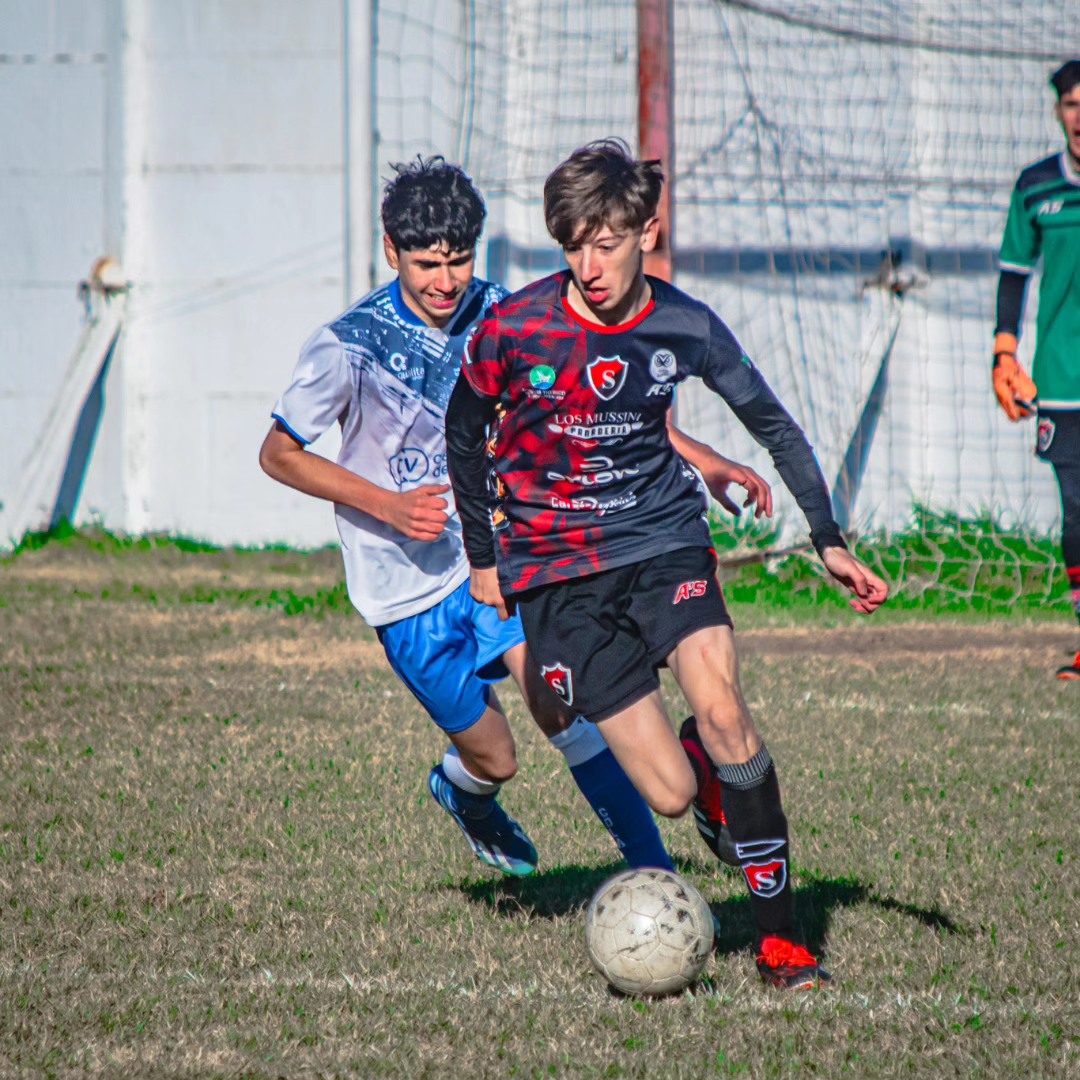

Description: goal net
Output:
[374,0,1078,608]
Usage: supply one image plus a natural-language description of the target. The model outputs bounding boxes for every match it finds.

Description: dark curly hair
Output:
[381,156,487,252]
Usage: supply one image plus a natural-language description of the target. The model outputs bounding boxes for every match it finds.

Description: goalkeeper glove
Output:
[992,332,1037,421]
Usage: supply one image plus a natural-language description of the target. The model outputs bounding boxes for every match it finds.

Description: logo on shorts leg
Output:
[540,662,574,705]
[673,579,708,603]
[1037,417,1056,454]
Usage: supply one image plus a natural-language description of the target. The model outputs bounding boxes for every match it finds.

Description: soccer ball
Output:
[584,867,714,996]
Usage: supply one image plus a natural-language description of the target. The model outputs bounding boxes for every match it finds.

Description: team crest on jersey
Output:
[587,356,628,400]
[1038,417,1056,454]
[649,349,677,382]
[540,662,574,705]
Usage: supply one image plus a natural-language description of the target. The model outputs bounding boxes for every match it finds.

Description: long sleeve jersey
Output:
[446,272,843,595]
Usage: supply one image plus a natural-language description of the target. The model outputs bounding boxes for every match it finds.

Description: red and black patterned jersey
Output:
[448,271,842,595]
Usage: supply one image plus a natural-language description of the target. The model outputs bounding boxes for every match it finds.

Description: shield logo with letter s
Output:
[540,662,574,705]
[743,858,787,898]
[586,356,628,400]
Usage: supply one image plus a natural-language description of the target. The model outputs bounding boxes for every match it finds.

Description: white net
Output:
[374,0,1080,604]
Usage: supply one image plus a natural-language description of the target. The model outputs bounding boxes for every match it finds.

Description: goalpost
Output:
[372,0,1076,608]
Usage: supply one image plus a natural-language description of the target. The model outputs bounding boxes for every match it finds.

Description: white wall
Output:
[2,0,1077,549]
[1,0,356,548]
[0,1,111,532]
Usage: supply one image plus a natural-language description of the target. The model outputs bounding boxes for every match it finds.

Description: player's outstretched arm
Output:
[666,415,772,519]
[258,422,450,541]
[819,545,889,615]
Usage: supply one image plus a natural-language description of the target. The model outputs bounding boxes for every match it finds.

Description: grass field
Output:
[1,536,1077,1078]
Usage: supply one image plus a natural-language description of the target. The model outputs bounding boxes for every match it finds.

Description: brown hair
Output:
[543,138,663,247]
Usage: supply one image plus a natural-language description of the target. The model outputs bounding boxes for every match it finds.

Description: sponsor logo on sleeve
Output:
[540,662,574,705]
[587,356,628,400]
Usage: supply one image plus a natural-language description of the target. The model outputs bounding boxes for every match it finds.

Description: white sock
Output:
[442,746,500,796]
[548,716,607,768]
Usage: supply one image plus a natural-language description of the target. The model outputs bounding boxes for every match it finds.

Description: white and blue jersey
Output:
[273,276,507,627]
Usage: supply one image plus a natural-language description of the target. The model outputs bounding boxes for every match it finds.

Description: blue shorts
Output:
[375,578,527,733]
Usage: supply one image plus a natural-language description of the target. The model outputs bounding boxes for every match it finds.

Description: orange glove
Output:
[992,333,1037,421]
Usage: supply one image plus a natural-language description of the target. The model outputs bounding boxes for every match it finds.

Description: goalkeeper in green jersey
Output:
[994,59,1080,680]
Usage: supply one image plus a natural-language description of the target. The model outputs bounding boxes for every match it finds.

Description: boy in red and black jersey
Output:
[459,271,836,594]
[446,139,888,990]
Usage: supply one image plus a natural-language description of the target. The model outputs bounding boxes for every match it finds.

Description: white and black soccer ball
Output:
[584,867,714,996]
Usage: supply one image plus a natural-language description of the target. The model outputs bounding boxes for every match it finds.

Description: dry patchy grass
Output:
[0,545,1077,1078]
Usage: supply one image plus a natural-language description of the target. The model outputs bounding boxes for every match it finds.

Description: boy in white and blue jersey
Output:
[260,158,742,875]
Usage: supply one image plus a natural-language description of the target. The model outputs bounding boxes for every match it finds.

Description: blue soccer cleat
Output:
[428,764,538,877]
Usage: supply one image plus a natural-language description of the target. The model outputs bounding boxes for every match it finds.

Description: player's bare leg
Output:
[501,642,674,869]
[594,691,697,819]
[666,626,758,764]
[667,625,829,989]
[445,692,519,782]
[428,691,538,876]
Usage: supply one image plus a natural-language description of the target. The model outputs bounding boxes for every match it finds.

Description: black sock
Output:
[715,744,794,940]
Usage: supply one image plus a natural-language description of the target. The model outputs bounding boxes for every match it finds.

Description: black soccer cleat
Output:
[679,715,740,868]
[756,935,831,990]
[1055,651,1080,680]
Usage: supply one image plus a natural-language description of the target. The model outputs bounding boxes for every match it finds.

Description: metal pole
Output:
[637,0,674,284]
[344,0,375,305]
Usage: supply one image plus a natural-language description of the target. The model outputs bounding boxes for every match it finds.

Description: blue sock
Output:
[550,719,674,871]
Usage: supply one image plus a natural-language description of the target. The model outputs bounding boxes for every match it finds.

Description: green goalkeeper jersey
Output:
[999,152,1080,407]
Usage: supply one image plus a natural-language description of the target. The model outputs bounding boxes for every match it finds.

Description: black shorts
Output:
[514,546,732,723]
[1035,408,1080,466]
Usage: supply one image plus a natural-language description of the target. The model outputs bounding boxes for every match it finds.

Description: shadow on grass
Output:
[458,861,625,920]
[455,861,964,956]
